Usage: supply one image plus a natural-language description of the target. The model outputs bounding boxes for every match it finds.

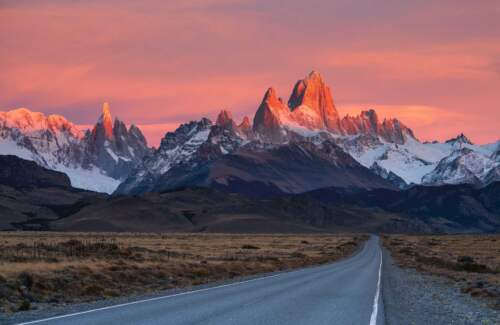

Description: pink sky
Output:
[1,0,499,146]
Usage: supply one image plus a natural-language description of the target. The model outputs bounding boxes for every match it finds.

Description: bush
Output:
[455,262,489,273]
[18,300,31,311]
[83,284,104,296]
[241,245,260,250]
[17,272,34,289]
[191,268,211,278]
[398,248,414,256]
[290,252,306,259]
[457,256,474,264]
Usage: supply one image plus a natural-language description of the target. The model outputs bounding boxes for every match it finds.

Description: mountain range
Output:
[0,103,149,193]
[1,71,499,195]
[1,154,498,233]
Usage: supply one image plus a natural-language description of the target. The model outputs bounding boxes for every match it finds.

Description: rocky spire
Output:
[99,102,114,139]
[253,87,287,142]
[288,71,341,132]
[253,88,285,130]
[216,109,236,129]
[239,116,251,130]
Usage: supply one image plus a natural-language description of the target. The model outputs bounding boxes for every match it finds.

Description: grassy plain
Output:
[0,232,366,313]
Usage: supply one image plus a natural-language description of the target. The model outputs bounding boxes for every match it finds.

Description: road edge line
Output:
[18,272,283,324]
[369,248,383,325]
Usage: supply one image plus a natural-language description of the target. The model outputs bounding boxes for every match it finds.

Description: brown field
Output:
[0,232,366,313]
[382,234,500,309]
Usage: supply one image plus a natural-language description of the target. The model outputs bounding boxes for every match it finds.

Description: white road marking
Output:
[18,273,283,324]
[369,250,383,325]
[18,239,379,325]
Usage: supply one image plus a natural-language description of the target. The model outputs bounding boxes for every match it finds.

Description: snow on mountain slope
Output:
[116,118,214,194]
[53,164,121,193]
[3,72,498,194]
[422,147,499,186]
[0,136,120,193]
[339,134,499,186]
[0,105,149,193]
[117,71,499,194]
[342,136,448,184]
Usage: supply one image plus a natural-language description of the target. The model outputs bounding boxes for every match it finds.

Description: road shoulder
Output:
[382,247,499,325]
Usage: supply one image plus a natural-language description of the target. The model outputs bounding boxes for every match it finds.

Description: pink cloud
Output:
[1,0,499,144]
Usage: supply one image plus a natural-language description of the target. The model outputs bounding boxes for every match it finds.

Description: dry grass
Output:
[0,232,366,313]
[382,234,500,309]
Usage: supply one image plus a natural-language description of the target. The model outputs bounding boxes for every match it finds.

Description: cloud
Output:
[1,0,499,144]
[322,43,500,81]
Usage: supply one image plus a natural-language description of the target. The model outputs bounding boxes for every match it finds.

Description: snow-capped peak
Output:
[0,108,83,139]
[445,133,473,146]
[0,105,150,193]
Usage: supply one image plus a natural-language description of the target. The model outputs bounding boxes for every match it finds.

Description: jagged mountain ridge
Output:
[1,71,498,195]
[117,71,499,195]
[0,103,150,193]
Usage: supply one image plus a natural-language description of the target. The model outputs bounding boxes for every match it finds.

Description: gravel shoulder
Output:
[382,246,500,325]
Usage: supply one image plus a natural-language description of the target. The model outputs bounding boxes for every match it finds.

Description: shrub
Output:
[83,284,104,296]
[455,262,489,273]
[241,244,260,250]
[18,300,31,311]
[17,272,34,289]
[398,248,414,256]
[457,256,474,264]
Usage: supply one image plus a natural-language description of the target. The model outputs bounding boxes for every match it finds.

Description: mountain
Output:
[305,182,500,233]
[121,139,393,196]
[0,103,149,193]
[251,71,413,143]
[337,127,499,187]
[0,155,71,189]
[117,71,413,195]
[0,155,497,234]
[0,156,393,232]
[421,148,492,186]
[0,155,105,230]
[84,102,150,179]
[117,71,498,195]
[2,71,498,195]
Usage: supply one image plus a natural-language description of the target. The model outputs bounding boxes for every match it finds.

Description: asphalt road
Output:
[21,236,384,325]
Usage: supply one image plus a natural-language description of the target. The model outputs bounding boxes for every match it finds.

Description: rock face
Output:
[288,71,341,132]
[0,104,149,193]
[252,72,413,144]
[116,118,214,194]
[215,109,237,129]
[253,87,289,142]
[85,103,150,179]
[341,110,414,144]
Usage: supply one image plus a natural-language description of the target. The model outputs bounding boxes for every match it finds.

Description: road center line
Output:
[369,249,383,325]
